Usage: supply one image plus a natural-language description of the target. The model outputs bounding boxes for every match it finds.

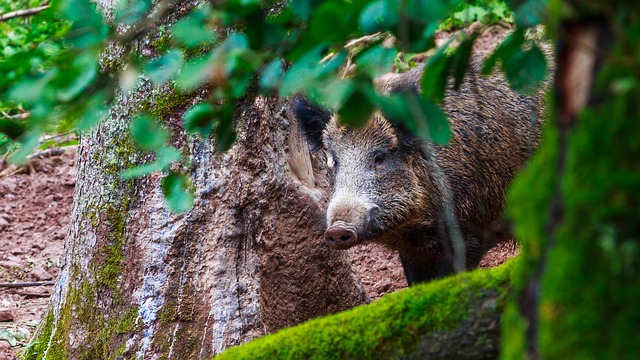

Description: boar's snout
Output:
[324,223,358,249]
[324,199,380,249]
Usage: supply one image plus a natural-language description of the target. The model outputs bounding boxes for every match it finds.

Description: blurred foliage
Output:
[0,0,549,212]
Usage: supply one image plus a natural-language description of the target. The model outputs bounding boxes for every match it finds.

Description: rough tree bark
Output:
[25,2,367,359]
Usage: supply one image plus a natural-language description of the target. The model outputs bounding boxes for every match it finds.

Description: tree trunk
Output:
[25,6,367,360]
[504,3,640,359]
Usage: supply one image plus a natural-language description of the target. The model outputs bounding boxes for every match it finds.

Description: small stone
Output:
[0,309,14,322]
[32,242,46,251]
[10,248,25,255]
[0,260,24,270]
[372,278,392,294]
[30,266,53,281]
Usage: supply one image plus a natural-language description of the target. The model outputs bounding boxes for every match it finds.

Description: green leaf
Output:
[421,47,454,104]
[175,54,214,91]
[453,5,488,23]
[452,34,476,90]
[115,0,152,26]
[337,88,375,128]
[503,43,547,94]
[310,2,349,43]
[162,172,194,213]
[120,147,181,179]
[57,53,99,102]
[482,29,524,75]
[359,0,399,33]
[214,103,237,152]
[290,0,322,20]
[515,0,546,28]
[357,45,397,78]
[7,70,56,103]
[130,115,169,151]
[145,49,184,84]
[376,93,450,145]
[259,59,283,91]
[171,7,216,49]
[0,119,27,139]
[408,0,453,24]
[77,93,109,132]
[280,48,324,97]
[183,103,216,137]
[8,130,41,165]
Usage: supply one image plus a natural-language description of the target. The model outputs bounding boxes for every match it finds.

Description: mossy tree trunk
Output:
[25,2,367,359]
[503,1,640,359]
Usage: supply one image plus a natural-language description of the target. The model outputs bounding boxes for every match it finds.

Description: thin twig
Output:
[26,147,66,160]
[0,1,50,22]
[0,281,55,288]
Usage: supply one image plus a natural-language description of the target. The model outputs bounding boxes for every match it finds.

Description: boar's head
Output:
[293,92,435,251]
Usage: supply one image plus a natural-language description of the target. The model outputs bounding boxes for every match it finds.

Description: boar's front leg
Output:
[399,253,454,285]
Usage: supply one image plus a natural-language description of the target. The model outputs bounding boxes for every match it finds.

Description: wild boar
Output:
[294,57,546,284]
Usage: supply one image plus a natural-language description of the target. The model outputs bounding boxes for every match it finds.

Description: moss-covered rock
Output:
[216,262,514,360]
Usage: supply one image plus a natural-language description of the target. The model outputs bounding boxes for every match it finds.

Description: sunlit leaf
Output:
[145,49,184,84]
[259,59,283,91]
[175,54,214,91]
[7,70,56,103]
[162,172,194,213]
[357,45,397,77]
[130,115,169,151]
[120,147,181,179]
[57,54,99,102]
[171,7,216,49]
[280,48,324,97]
[359,0,399,33]
[8,131,40,165]
[115,0,152,26]
[515,0,546,28]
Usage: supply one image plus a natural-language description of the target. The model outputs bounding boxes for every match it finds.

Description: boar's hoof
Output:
[324,225,358,249]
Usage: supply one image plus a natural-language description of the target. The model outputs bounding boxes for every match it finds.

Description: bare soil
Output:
[0,25,516,359]
[0,148,76,359]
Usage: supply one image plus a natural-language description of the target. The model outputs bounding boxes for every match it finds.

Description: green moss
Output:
[135,83,195,121]
[116,308,140,334]
[503,35,640,358]
[215,262,514,360]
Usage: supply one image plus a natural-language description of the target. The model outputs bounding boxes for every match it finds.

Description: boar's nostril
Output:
[324,226,357,250]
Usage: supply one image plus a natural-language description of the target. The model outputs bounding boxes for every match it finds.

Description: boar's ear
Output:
[293,96,332,151]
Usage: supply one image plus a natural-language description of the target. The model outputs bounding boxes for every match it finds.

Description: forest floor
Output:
[0,25,516,359]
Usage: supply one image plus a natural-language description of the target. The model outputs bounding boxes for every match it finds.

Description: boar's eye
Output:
[370,151,385,169]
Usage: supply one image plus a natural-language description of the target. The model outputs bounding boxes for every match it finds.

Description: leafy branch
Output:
[0,0,50,22]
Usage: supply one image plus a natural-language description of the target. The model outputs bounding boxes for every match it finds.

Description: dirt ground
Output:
[0,148,76,359]
[0,25,516,359]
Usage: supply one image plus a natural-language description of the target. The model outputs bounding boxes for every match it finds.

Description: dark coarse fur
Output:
[294,54,547,285]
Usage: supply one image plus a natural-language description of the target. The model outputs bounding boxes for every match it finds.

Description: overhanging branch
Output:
[0,1,50,22]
